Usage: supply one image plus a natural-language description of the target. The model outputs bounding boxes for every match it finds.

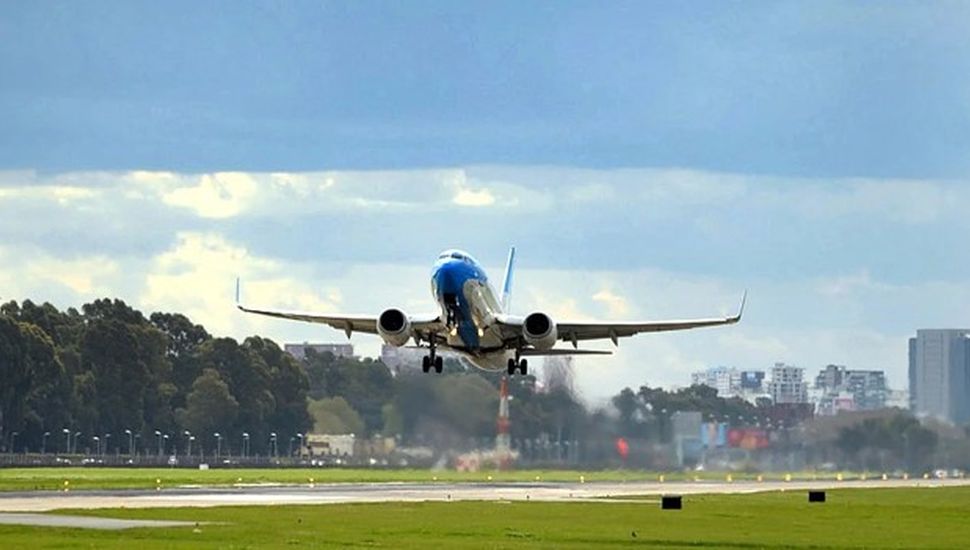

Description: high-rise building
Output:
[909,329,970,424]
[812,364,887,415]
[690,366,741,397]
[768,362,808,404]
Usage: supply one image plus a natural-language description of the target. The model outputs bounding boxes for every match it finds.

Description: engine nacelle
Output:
[377,308,412,347]
[523,312,557,350]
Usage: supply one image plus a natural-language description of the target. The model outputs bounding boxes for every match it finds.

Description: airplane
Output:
[236,247,745,376]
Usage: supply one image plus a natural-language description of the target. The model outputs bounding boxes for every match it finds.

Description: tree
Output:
[308,397,364,435]
[176,369,239,437]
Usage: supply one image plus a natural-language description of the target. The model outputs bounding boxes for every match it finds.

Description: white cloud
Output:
[453,187,496,207]
[161,172,260,219]
[591,289,630,318]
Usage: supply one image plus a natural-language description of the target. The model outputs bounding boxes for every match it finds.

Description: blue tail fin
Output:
[501,246,516,312]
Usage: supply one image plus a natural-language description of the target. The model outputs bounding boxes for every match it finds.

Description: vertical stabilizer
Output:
[501,246,516,312]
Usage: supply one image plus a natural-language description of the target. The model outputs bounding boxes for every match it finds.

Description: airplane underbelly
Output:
[462,351,513,372]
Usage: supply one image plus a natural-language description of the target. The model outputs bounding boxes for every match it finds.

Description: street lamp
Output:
[154,430,163,456]
[134,434,141,457]
[242,432,250,458]
[42,431,50,454]
[183,430,192,457]
[214,432,222,459]
[92,436,100,456]
[73,432,81,455]
[103,433,111,456]
[269,432,278,458]
[163,434,170,455]
[10,432,18,454]
[188,435,196,458]
[288,436,295,457]
[62,428,70,454]
[125,429,133,457]
[297,433,305,457]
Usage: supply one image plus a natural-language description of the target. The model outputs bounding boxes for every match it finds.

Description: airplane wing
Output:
[497,291,745,347]
[234,279,441,338]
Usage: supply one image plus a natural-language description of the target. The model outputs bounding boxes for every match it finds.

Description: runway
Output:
[2,477,968,513]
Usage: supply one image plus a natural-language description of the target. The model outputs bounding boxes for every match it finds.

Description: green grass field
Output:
[0,487,966,548]
[0,467,873,492]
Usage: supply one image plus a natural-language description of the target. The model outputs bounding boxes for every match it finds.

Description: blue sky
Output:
[1,2,969,400]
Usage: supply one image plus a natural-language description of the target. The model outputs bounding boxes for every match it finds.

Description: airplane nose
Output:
[433,261,458,294]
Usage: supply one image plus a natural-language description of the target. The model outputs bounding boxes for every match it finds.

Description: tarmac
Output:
[1,477,968,522]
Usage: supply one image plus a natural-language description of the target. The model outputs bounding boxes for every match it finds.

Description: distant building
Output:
[690,366,742,397]
[909,329,970,424]
[380,344,457,372]
[812,364,887,415]
[542,356,576,395]
[768,363,808,404]
[740,371,765,391]
[305,434,355,457]
[284,342,355,361]
[885,389,910,410]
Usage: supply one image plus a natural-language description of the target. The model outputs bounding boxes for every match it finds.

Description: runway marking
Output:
[0,512,198,530]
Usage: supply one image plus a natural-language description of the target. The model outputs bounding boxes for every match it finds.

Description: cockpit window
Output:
[451,252,464,260]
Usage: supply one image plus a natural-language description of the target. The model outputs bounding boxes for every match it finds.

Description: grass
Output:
[0,487,967,548]
[0,467,878,492]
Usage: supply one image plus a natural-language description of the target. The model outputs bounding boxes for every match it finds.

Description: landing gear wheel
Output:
[421,355,431,373]
[434,356,443,373]
[519,359,528,376]
[507,358,516,375]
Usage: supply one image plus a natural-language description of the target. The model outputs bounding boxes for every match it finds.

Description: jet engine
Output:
[377,308,412,347]
[523,312,557,350]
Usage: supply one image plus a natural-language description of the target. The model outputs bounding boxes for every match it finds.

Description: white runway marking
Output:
[0,512,197,530]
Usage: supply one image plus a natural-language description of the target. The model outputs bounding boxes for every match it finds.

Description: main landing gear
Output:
[507,357,528,376]
[422,339,443,373]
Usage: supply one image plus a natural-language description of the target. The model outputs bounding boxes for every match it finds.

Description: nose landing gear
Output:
[507,357,528,376]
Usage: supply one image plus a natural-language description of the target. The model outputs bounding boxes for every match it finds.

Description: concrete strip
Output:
[0,478,967,512]
[0,512,197,530]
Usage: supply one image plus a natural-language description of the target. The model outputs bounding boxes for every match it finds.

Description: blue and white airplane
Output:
[237,248,744,375]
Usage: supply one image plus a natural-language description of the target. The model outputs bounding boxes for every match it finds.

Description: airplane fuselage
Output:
[431,249,512,371]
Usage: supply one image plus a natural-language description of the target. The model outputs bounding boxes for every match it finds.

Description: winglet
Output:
[732,290,747,322]
[235,277,243,310]
[501,246,516,312]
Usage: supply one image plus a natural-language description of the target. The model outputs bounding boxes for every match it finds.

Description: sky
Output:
[2,2,969,402]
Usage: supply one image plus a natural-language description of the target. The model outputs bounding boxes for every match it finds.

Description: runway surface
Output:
[2,478,968,513]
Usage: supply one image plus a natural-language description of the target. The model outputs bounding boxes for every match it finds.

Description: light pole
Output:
[163,434,170,456]
[188,435,196,458]
[103,433,111,456]
[125,429,133,457]
[242,432,250,458]
[183,430,192,457]
[10,432,18,454]
[270,432,278,458]
[73,432,81,454]
[134,434,141,457]
[155,430,162,456]
[42,431,50,454]
[62,428,70,454]
[297,433,305,457]
[288,436,295,457]
[214,432,222,459]
[92,436,100,456]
